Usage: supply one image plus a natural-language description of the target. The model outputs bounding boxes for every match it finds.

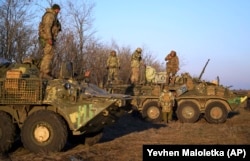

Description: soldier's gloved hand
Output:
[118,67,120,69]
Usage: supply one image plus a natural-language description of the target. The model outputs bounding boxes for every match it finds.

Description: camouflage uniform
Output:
[106,50,120,82]
[38,4,61,79]
[159,87,175,123]
[139,60,146,84]
[130,48,142,84]
[165,50,179,85]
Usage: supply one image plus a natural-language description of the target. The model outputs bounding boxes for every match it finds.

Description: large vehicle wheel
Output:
[0,112,16,153]
[142,101,162,122]
[205,102,228,123]
[21,110,68,153]
[176,101,200,123]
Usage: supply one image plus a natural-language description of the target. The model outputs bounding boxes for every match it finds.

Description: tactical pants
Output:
[40,43,54,74]
[139,64,146,84]
[131,67,139,84]
[108,68,119,81]
[162,111,173,123]
[166,68,177,85]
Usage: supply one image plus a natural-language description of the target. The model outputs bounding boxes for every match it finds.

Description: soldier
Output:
[158,86,175,123]
[130,47,142,84]
[165,50,179,85]
[106,50,120,83]
[38,4,61,79]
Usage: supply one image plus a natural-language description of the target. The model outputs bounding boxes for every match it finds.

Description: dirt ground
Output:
[1,99,250,161]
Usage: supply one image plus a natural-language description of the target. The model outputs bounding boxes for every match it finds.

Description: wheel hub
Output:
[182,107,194,119]
[147,106,160,119]
[34,125,50,143]
[210,107,222,119]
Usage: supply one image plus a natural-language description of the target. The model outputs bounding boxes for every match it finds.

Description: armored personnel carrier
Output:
[171,72,247,123]
[106,60,247,124]
[0,58,132,153]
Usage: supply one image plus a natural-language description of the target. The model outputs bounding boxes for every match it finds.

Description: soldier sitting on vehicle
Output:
[19,57,40,78]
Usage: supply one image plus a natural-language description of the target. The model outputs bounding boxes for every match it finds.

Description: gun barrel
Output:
[198,59,210,80]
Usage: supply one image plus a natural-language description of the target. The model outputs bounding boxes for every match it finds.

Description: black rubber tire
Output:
[205,102,228,124]
[176,101,200,123]
[21,110,68,153]
[0,111,16,153]
[142,101,162,122]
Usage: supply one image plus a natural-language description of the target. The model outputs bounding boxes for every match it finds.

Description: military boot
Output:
[167,110,173,123]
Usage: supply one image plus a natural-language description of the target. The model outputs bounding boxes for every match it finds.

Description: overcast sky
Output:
[93,0,250,89]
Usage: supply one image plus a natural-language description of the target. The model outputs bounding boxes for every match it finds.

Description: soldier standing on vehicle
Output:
[130,47,142,84]
[158,86,175,123]
[106,50,120,83]
[38,4,61,79]
[165,50,179,85]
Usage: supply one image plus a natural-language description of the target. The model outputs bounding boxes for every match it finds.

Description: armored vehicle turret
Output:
[0,58,132,153]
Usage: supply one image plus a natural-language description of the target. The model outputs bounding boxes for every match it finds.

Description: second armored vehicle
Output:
[106,60,247,124]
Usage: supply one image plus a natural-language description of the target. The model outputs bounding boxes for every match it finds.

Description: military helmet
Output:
[52,4,61,10]
[170,50,176,56]
[136,47,142,53]
[110,50,116,56]
[111,50,116,54]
